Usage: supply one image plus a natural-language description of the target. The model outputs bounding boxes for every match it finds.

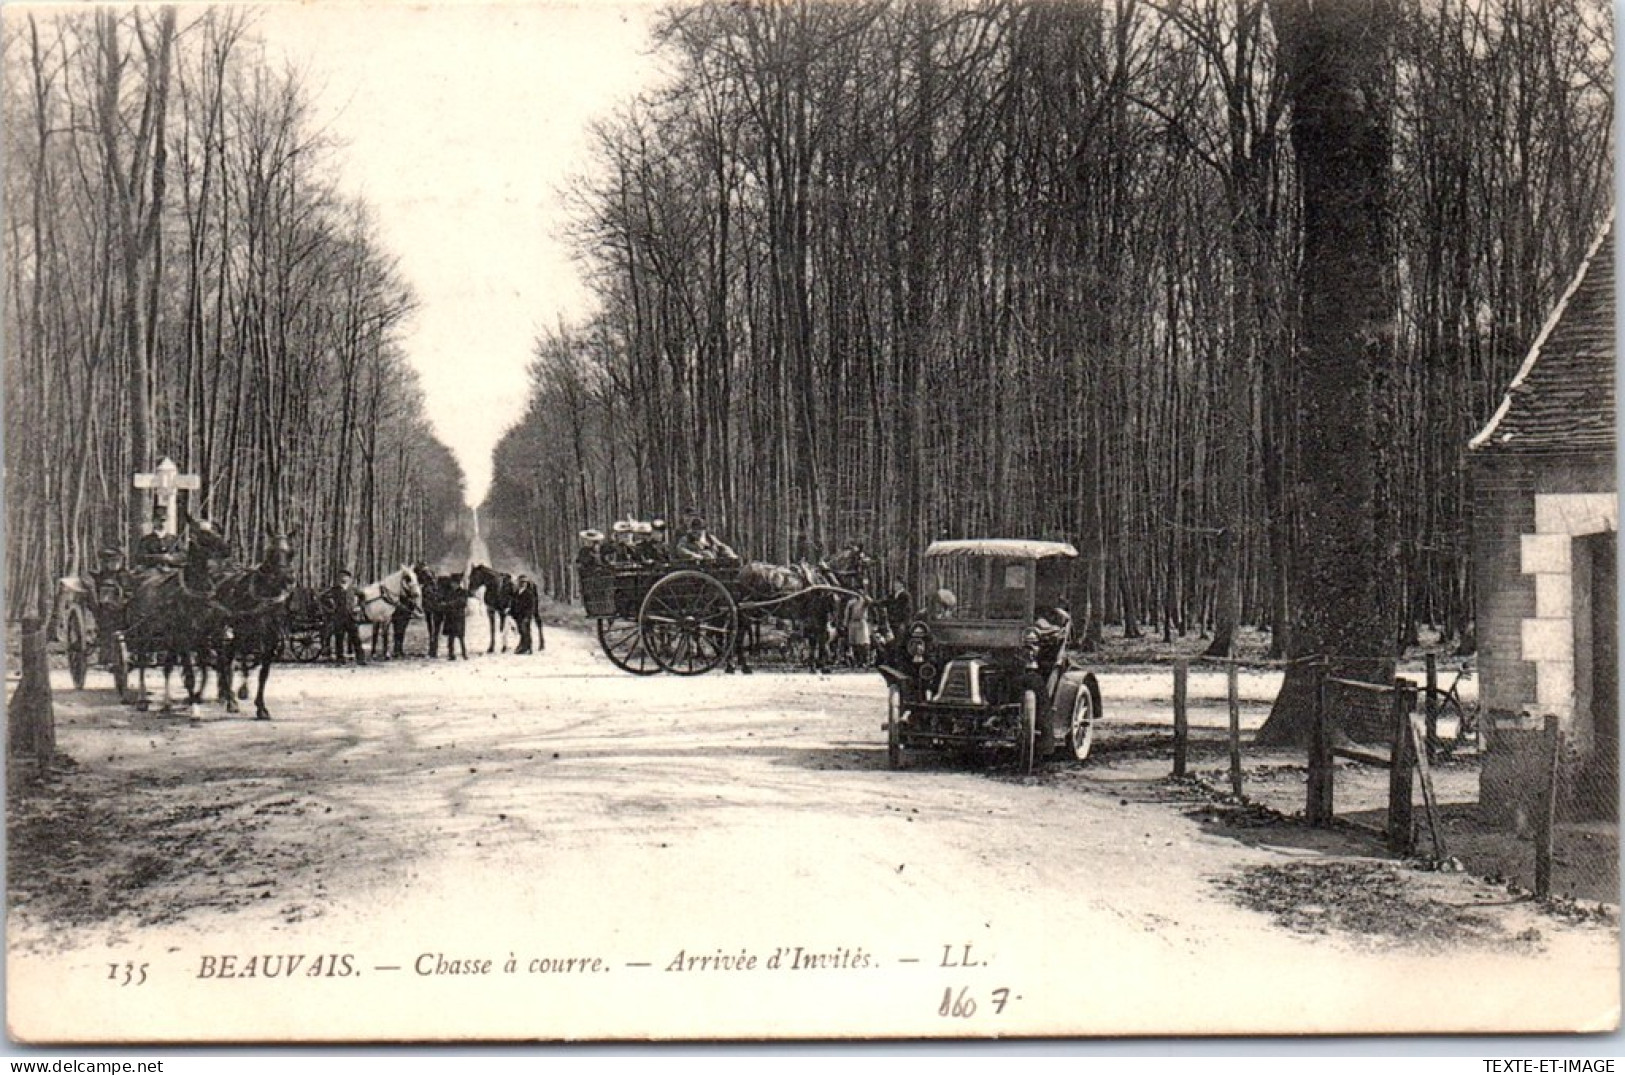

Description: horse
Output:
[425,571,470,660]
[120,522,235,712]
[356,565,420,660]
[211,530,297,720]
[727,560,855,675]
[467,564,515,653]
[413,561,442,656]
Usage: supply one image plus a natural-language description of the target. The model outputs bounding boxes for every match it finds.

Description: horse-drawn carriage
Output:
[579,553,866,676]
[279,586,330,661]
[52,569,131,698]
[52,525,297,718]
[581,562,743,675]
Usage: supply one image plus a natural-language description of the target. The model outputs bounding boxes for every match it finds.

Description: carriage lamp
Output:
[1021,627,1040,669]
[907,623,929,661]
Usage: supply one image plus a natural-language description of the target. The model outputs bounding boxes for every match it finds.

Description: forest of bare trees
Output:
[3,8,469,620]
[482,0,1613,660]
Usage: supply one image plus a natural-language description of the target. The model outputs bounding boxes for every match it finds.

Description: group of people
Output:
[316,566,545,665]
[84,509,216,612]
[577,510,739,571]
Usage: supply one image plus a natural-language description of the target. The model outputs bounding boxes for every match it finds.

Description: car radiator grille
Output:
[934,660,983,705]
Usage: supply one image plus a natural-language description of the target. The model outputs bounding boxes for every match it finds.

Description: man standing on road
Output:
[325,569,366,666]
[512,574,543,654]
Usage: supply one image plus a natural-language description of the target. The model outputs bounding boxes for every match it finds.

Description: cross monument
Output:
[132,457,201,536]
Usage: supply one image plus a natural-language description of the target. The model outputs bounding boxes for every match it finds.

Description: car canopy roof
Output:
[924,539,1079,560]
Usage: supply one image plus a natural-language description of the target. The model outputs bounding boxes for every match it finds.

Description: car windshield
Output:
[926,557,1033,621]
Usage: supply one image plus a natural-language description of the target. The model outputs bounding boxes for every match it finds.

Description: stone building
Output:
[1469,216,1616,827]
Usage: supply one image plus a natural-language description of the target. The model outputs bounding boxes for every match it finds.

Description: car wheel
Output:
[1066,679,1096,763]
[887,684,905,770]
[65,608,89,690]
[1016,689,1037,775]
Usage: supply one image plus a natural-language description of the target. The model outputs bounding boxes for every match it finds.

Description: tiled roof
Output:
[1470,216,1616,456]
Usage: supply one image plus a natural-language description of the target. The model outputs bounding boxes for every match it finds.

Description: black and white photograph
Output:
[2,0,1618,1045]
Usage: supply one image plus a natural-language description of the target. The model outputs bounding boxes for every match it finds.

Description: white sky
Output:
[252,0,665,506]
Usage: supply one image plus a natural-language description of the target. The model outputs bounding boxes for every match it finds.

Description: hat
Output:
[99,545,124,559]
[633,521,653,535]
[652,519,667,531]
[612,520,633,534]
[338,569,354,579]
[579,529,605,542]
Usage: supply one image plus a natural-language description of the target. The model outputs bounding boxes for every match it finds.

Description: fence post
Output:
[1387,680,1417,854]
[1535,714,1563,898]
[1425,652,1439,753]
[1173,660,1189,778]
[1307,660,1334,826]
[1227,663,1243,800]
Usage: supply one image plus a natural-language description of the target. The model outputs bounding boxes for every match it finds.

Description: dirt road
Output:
[6,615,1618,1042]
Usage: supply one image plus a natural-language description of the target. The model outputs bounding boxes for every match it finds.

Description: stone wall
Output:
[1471,454,1615,828]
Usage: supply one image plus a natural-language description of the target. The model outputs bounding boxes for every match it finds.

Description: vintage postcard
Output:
[4,0,1618,1046]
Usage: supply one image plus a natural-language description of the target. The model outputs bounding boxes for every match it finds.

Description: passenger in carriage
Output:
[630,520,669,563]
[135,510,185,570]
[576,529,607,571]
[674,511,738,564]
[648,518,672,560]
[90,545,133,623]
[604,520,639,565]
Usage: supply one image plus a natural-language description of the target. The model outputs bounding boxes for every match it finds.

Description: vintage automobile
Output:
[878,539,1101,773]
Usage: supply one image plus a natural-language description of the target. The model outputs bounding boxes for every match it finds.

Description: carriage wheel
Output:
[65,608,89,690]
[597,617,661,676]
[640,571,737,676]
[289,632,323,663]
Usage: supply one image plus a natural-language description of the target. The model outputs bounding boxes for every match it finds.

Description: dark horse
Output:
[728,560,856,675]
[121,522,235,711]
[413,561,440,656]
[424,571,470,660]
[468,564,515,653]
[211,530,298,720]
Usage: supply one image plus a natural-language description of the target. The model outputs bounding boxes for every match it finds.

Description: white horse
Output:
[358,565,421,660]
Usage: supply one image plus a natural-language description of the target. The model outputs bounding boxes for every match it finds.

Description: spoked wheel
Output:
[1015,689,1038,776]
[640,571,738,676]
[288,632,323,663]
[597,617,661,676]
[887,684,906,770]
[1066,677,1098,763]
[65,608,89,690]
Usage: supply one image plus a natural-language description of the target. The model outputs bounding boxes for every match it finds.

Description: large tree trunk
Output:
[1256,0,1398,746]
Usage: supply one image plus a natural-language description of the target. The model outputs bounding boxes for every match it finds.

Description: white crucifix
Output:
[132,457,201,536]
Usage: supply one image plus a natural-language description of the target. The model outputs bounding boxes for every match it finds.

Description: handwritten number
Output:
[991,988,1009,1014]
[938,986,977,1018]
